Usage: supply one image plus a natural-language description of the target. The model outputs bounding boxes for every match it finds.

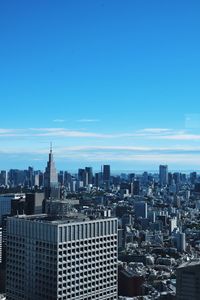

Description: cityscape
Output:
[1,0,200,299]
[1,148,200,299]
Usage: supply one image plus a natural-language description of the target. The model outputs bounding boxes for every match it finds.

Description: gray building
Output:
[134,201,147,219]
[0,194,25,225]
[6,214,118,300]
[176,260,200,300]
[44,145,59,199]
[159,165,168,186]
[103,165,111,190]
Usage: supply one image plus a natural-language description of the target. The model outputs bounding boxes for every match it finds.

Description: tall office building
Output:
[134,201,147,219]
[176,260,200,300]
[159,165,168,186]
[44,145,58,198]
[103,165,111,190]
[85,167,93,185]
[6,214,118,300]
[0,171,7,186]
[0,194,25,225]
[95,172,102,188]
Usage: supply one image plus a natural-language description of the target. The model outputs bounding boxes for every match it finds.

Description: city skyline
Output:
[1,0,200,169]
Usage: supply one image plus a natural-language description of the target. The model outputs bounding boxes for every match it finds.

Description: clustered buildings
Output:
[0,151,200,299]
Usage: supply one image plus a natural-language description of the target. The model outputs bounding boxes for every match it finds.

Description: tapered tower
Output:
[44,144,58,198]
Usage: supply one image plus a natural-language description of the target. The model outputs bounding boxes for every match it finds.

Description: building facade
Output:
[176,260,200,300]
[44,146,58,199]
[6,214,118,300]
[159,165,168,186]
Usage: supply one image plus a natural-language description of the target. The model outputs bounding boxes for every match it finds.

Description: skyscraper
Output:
[85,167,93,185]
[134,201,147,219]
[44,145,58,199]
[159,165,168,186]
[6,214,118,300]
[0,171,7,186]
[103,165,111,190]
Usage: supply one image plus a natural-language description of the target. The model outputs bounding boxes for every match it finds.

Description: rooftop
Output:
[11,213,115,225]
[12,213,90,224]
[177,259,200,269]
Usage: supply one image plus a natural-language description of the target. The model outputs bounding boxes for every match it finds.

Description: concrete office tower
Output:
[6,214,118,300]
[176,260,200,300]
[134,201,147,219]
[44,145,58,199]
[103,165,111,190]
[159,165,168,186]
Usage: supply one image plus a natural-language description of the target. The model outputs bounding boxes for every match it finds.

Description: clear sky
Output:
[0,0,200,171]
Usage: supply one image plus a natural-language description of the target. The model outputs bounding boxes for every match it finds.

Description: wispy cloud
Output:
[137,128,172,134]
[0,127,200,142]
[155,134,200,141]
[0,127,200,141]
[77,119,100,123]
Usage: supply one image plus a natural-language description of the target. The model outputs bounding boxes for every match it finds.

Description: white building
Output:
[6,214,118,300]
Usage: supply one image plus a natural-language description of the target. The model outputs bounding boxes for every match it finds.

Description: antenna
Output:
[50,142,52,153]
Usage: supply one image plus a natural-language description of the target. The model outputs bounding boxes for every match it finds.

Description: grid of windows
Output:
[6,216,118,300]
[57,235,118,300]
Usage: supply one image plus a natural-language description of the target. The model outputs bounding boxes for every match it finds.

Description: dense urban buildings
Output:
[1,150,200,299]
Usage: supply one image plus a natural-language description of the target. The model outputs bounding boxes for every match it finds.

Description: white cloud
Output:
[77,119,100,123]
[0,127,200,142]
[138,128,172,134]
[156,134,200,141]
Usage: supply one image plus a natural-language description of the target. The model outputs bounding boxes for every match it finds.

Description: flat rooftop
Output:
[12,213,90,224]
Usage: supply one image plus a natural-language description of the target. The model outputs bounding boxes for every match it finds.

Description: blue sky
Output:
[0,0,200,171]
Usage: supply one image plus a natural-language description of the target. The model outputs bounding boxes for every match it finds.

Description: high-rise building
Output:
[78,169,85,182]
[0,171,7,186]
[6,214,118,300]
[134,201,147,219]
[27,166,34,188]
[0,194,25,225]
[159,165,168,186]
[174,231,186,252]
[85,167,93,185]
[58,171,64,186]
[176,260,200,300]
[95,172,102,188]
[103,165,111,190]
[25,193,44,215]
[44,145,58,199]
[133,180,140,195]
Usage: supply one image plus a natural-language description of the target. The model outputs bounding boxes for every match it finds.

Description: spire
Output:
[50,142,52,153]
